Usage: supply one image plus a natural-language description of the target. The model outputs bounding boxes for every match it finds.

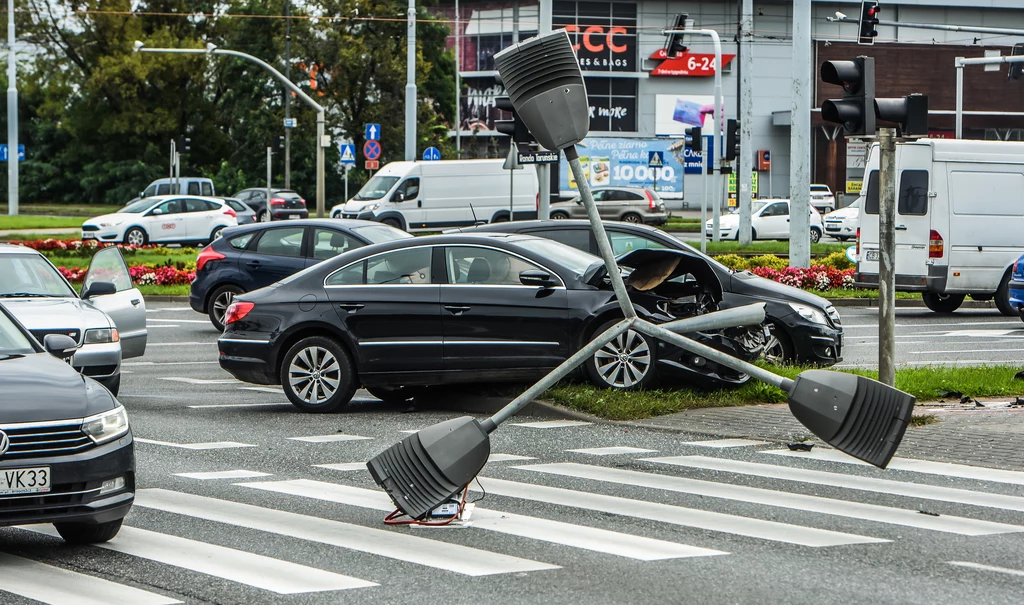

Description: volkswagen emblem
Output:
[0,430,9,457]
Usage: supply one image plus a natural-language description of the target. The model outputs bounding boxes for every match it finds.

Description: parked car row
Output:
[707,199,826,244]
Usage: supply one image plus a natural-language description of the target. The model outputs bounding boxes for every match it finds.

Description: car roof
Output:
[220,218,406,234]
[0,243,45,256]
[453,218,667,236]
[131,195,226,203]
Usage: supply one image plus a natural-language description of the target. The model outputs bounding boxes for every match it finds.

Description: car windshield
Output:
[120,199,157,214]
[275,191,303,201]
[354,176,400,201]
[0,310,35,356]
[0,255,77,298]
[513,237,600,276]
[351,224,414,244]
[811,185,830,192]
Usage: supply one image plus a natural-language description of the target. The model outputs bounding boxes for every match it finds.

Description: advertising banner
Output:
[558,138,684,197]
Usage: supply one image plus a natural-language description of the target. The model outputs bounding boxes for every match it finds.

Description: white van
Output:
[141,177,215,198]
[856,138,1024,314]
[331,160,538,231]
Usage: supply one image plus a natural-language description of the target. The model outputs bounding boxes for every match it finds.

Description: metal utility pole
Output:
[7,0,18,216]
[266,146,273,210]
[536,0,553,219]
[284,0,291,188]
[954,54,1024,139]
[877,129,897,386]
[405,0,416,161]
[788,0,812,269]
[454,0,460,157]
[169,139,176,182]
[737,0,754,245]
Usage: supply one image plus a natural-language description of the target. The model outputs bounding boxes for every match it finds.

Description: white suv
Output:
[810,184,836,214]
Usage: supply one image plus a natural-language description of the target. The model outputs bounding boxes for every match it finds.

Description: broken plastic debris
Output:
[787,442,814,451]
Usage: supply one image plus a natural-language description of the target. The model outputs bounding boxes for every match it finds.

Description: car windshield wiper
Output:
[0,292,59,298]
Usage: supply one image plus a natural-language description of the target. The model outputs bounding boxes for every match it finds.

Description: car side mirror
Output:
[392,191,405,203]
[43,334,78,359]
[81,281,117,300]
[152,208,164,216]
[139,191,145,198]
[520,270,557,288]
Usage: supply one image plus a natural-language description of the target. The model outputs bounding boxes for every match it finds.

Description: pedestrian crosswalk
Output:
[4,443,1024,603]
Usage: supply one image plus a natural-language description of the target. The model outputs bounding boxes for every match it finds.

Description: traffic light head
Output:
[725,119,740,162]
[684,126,702,153]
[665,14,690,58]
[1009,43,1024,82]
[821,56,875,137]
[493,96,535,145]
[175,135,192,155]
[874,94,928,137]
[858,1,879,46]
[274,135,285,153]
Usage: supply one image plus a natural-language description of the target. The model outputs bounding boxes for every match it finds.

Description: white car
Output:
[823,197,861,241]
[810,184,836,214]
[82,196,239,247]
[707,199,824,243]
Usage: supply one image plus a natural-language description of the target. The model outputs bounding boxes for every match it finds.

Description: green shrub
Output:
[745,254,788,270]
[713,254,748,270]
[818,251,854,270]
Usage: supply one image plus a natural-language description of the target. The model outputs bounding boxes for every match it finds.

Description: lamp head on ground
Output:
[206,42,218,54]
[133,40,144,52]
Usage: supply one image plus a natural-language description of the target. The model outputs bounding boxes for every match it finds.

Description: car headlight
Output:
[84,328,120,344]
[98,220,124,228]
[81,405,129,444]
[366,203,380,212]
[789,302,829,325]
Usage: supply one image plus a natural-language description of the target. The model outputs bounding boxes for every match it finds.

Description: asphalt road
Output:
[1,306,1023,604]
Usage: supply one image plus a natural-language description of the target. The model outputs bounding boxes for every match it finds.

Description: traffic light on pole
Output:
[273,135,285,153]
[858,1,880,46]
[684,126,702,152]
[725,119,740,162]
[1009,43,1024,82]
[175,135,192,155]
[874,93,929,137]
[820,56,875,137]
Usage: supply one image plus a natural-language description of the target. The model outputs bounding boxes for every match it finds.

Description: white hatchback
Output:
[823,197,861,241]
[708,199,825,243]
[83,196,239,246]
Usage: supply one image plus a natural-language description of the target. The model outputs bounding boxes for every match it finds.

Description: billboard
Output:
[558,137,684,197]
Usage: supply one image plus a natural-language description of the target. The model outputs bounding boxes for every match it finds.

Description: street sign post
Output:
[365,123,380,141]
[283,118,297,128]
[516,150,558,164]
[339,144,356,165]
[0,144,24,162]
[365,160,379,170]
[363,140,381,161]
[422,146,441,161]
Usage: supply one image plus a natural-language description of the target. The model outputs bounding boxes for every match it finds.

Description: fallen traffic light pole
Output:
[367,29,916,522]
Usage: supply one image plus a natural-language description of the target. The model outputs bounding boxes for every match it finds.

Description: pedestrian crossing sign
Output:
[339,144,356,165]
[648,151,664,168]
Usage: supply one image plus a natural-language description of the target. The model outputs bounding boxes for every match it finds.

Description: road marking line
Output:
[398,429,419,434]
[0,552,181,605]
[509,420,592,429]
[842,321,1022,328]
[147,319,213,324]
[147,342,211,347]
[146,307,193,313]
[135,438,256,450]
[764,448,1024,487]
[240,479,723,561]
[136,488,551,576]
[522,463,1021,536]
[315,462,367,471]
[288,434,373,443]
[159,377,241,385]
[566,447,658,456]
[487,453,537,462]
[175,470,272,480]
[948,561,1024,578]
[644,456,1024,513]
[19,524,374,594]
[476,476,884,547]
[240,386,285,394]
[684,439,768,448]
[147,325,180,328]
[909,348,1024,354]
[188,403,292,409]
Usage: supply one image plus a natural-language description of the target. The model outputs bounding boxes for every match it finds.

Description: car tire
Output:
[922,292,965,314]
[96,373,120,396]
[621,213,642,224]
[809,227,822,243]
[584,320,658,390]
[208,284,244,331]
[54,519,123,544]
[995,272,1015,317]
[123,227,147,247]
[259,209,271,223]
[366,385,420,404]
[823,207,834,214]
[836,236,850,242]
[762,323,794,365]
[750,227,757,241]
[210,226,226,242]
[281,336,358,413]
[550,211,570,220]
[381,217,402,230]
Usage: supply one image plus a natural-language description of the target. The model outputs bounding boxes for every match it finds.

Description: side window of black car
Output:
[326,261,365,286]
[366,248,433,284]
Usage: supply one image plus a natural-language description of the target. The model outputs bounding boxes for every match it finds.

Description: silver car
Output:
[549,186,669,225]
[220,197,257,225]
[0,245,147,395]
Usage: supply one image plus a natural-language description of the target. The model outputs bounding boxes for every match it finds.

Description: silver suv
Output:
[549,186,668,225]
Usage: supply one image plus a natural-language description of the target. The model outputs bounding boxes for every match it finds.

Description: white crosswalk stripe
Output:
[19,524,375,594]
[238,479,724,560]
[519,463,1023,536]
[0,552,181,605]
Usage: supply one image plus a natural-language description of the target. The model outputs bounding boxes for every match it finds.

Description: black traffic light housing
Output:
[273,135,285,153]
[875,94,929,137]
[821,56,876,137]
[665,14,690,58]
[685,126,702,153]
[725,119,740,162]
[858,1,880,46]
[175,135,191,155]
[1009,43,1024,82]
[493,76,536,146]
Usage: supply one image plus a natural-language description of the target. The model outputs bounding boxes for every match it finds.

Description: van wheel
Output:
[381,217,402,230]
[492,214,509,223]
[281,337,358,413]
[995,273,1015,316]
[809,227,822,243]
[922,292,965,314]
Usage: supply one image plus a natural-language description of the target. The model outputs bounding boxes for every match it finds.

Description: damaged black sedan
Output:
[218,233,766,413]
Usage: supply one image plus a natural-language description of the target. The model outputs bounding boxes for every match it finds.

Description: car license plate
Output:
[866,250,880,262]
[287,214,300,220]
[1,467,51,495]
[82,233,95,239]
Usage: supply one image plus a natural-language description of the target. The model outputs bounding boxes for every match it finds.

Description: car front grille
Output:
[28,328,82,345]
[825,305,842,327]
[0,481,102,523]
[0,420,96,459]
[81,225,99,232]
[342,213,359,219]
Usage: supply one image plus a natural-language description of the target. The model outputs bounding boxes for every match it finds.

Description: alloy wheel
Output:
[212,291,236,326]
[593,329,651,388]
[126,229,145,246]
[762,334,786,365]
[288,346,342,404]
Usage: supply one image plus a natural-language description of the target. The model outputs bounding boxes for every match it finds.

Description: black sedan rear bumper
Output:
[0,435,135,528]
[219,335,280,384]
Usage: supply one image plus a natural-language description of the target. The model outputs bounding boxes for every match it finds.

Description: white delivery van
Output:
[331,160,539,231]
[141,177,215,198]
[856,138,1024,314]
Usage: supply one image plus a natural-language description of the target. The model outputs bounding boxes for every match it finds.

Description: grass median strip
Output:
[679,240,849,256]
[544,365,1024,421]
[0,215,85,230]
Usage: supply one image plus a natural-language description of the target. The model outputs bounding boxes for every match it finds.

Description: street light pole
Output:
[284,0,291,189]
[135,43,327,217]
[405,0,416,161]
[7,0,18,216]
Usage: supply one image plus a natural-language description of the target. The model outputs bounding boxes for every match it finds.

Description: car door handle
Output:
[131,299,141,306]
[246,261,261,268]
[338,303,364,312]
[895,225,908,231]
[444,305,471,315]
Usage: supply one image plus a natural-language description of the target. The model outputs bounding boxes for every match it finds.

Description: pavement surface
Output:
[2,306,1024,604]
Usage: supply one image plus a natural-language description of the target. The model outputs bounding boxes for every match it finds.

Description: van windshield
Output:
[354,176,400,201]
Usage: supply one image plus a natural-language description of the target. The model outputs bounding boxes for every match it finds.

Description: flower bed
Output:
[57,264,196,286]
[14,238,196,258]
[749,266,855,291]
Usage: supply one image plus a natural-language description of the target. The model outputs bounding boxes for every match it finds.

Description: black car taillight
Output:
[224,301,255,325]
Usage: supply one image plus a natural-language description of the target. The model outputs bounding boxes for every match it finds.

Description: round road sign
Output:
[363,140,381,161]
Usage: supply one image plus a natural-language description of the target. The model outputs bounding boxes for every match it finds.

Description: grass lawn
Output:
[666,217,700,225]
[544,364,1024,421]
[49,251,197,270]
[0,231,80,241]
[0,204,117,217]
[0,216,85,230]
[681,239,849,256]
[821,288,920,300]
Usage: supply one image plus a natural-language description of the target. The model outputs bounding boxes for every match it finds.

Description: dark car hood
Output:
[727,270,831,309]
[0,353,116,424]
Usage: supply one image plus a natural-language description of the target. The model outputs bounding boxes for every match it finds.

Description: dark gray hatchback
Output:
[0,303,134,544]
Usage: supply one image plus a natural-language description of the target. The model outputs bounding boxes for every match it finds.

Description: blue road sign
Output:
[0,144,25,162]
[422,147,441,161]
[339,144,356,165]
[648,151,665,168]
[283,118,297,128]
[365,124,380,141]
[846,245,858,264]
[363,140,381,161]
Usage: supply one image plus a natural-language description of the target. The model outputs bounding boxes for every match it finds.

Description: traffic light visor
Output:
[821,60,865,93]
